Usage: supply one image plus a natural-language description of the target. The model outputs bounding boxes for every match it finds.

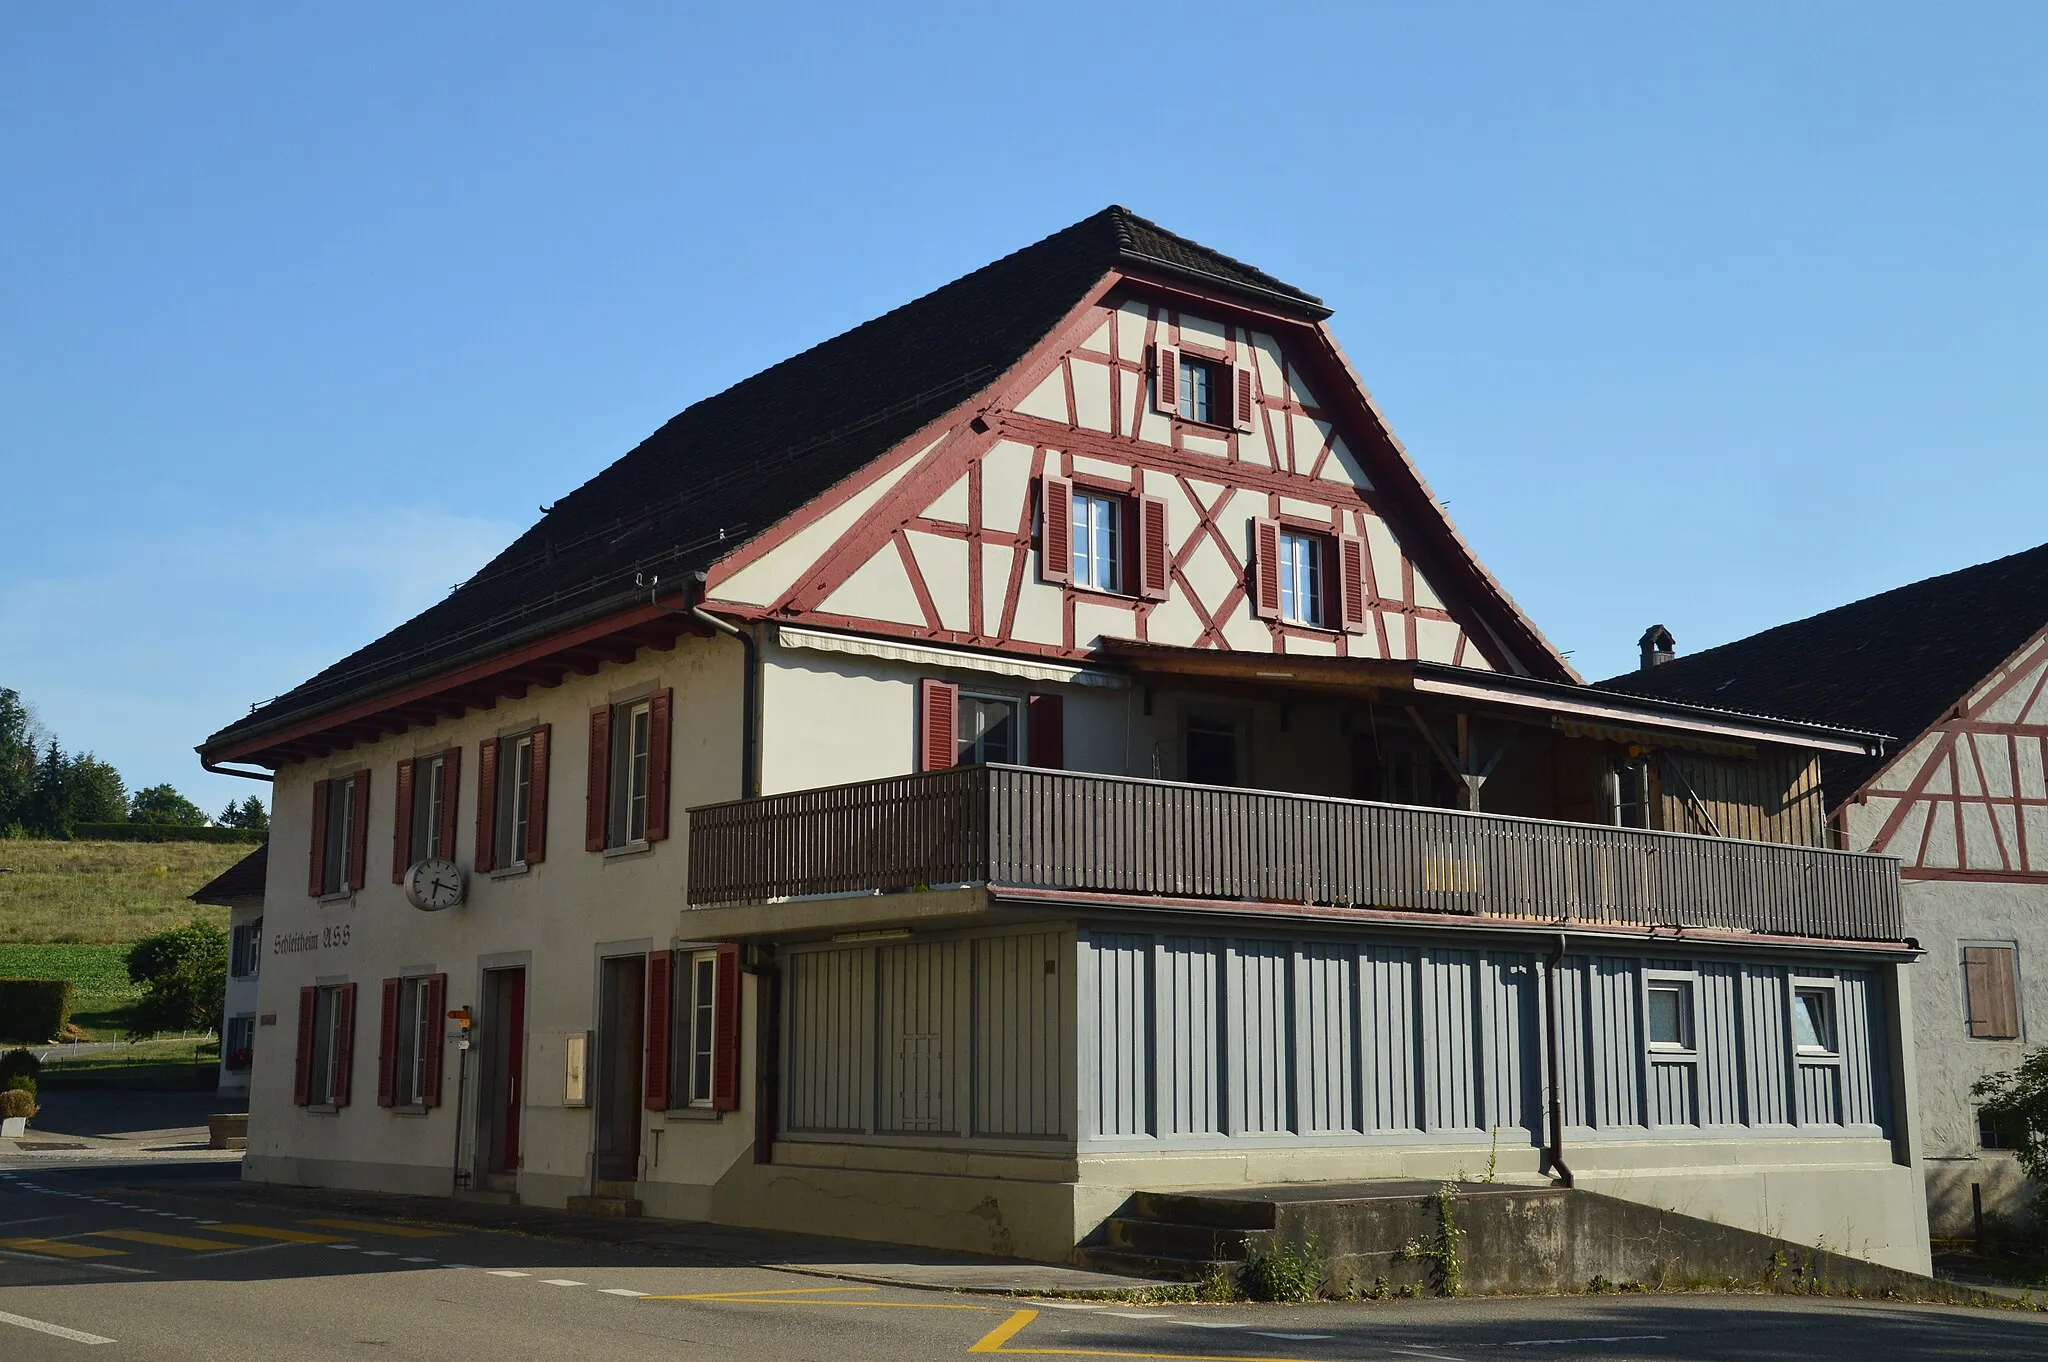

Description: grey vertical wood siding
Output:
[782,946,872,1134]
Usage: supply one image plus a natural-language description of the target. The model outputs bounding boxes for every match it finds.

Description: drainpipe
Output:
[652,573,760,800]
[1544,931,1574,1188]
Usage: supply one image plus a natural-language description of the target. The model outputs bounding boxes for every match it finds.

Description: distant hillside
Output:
[0,839,253,944]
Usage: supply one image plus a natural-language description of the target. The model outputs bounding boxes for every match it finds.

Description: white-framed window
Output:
[411,753,448,861]
[1607,760,1651,829]
[1278,530,1323,626]
[224,1014,255,1072]
[230,920,263,978]
[957,693,1020,767]
[392,976,435,1107]
[322,774,358,895]
[609,698,653,848]
[1071,491,1121,592]
[1646,977,1695,1052]
[308,984,349,1106]
[676,949,719,1108]
[1792,984,1837,1055]
[496,735,535,867]
[1177,355,1219,424]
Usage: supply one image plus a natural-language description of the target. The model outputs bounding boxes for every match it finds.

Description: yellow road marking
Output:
[970,1309,1039,1352]
[0,1237,128,1260]
[210,1224,347,1244]
[299,1219,450,1239]
[637,1287,985,1311]
[88,1229,244,1252]
[967,1307,1325,1360]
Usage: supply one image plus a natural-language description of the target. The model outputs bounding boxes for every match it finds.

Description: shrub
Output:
[68,823,263,845]
[0,1046,38,1092]
[1244,1234,1326,1302]
[1974,1046,2048,1221]
[0,1086,35,1119]
[126,922,228,1039]
[0,979,71,1043]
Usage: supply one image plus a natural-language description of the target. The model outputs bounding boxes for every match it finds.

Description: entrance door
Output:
[478,967,526,1175]
[595,955,645,1184]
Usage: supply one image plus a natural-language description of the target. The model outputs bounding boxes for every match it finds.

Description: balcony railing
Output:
[685,765,1904,943]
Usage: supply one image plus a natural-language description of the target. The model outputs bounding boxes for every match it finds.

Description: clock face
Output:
[405,858,466,912]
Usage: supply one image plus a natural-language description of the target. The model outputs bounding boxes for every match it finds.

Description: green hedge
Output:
[68,824,265,845]
[0,979,72,1043]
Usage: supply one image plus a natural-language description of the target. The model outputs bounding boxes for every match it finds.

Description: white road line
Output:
[1030,1301,1105,1311]
[1501,1337,1668,1349]
[0,1308,116,1346]
[402,1256,435,1263]
[193,1220,221,1225]
[599,1289,647,1297]
[361,1250,395,1257]
[443,1263,478,1270]
[1105,1311,1174,1320]
[1173,1321,1246,1329]
[541,1279,586,1287]
[325,1244,359,1251]
[1252,1333,1333,1341]
[486,1270,530,1278]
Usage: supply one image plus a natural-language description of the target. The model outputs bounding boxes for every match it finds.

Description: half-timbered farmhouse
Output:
[1605,543,2048,1237]
[199,208,1932,1273]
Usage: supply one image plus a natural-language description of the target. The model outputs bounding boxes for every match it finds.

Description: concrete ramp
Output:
[1076,1181,1956,1298]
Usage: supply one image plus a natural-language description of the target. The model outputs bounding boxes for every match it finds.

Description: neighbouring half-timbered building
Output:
[200,209,1932,1273]
[1607,544,2048,1238]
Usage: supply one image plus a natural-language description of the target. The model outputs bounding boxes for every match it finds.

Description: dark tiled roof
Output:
[1597,541,2048,802]
[203,208,1325,756]
[190,843,267,906]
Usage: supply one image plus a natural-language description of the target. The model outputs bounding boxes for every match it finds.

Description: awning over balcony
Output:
[1091,641,1886,758]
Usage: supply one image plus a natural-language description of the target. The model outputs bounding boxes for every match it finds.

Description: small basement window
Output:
[1647,979,1694,1051]
[1792,985,1837,1055]
[1979,1107,2023,1151]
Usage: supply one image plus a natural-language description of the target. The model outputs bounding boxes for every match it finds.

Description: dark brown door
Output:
[595,955,644,1183]
[480,967,526,1174]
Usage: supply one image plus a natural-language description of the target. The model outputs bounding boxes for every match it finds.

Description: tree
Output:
[130,784,207,826]
[0,688,39,833]
[217,795,269,832]
[24,739,72,837]
[65,753,127,827]
[125,922,228,1039]
[1974,1048,2048,1220]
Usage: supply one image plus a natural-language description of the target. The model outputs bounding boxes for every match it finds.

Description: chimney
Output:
[1639,625,1676,671]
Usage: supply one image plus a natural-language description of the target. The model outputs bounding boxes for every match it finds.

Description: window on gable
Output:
[1278,530,1324,627]
[1071,491,1122,592]
[1177,355,1221,424]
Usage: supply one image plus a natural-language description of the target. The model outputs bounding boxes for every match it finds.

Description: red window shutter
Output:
[1153,345,1179,415]
[474,739,499,873]
[1233,365,1256,431]
[1252,518,1282,620]
[436,747,461,863]
[333,982,357,1107]
[1039,475,1072,585]
[420,974,447,1107]
[711,943,741,1112]
[645,688,673,843]
[644,951,672,1111]
[918,679,959,772]
[1028,694,1065,770]
[525,725,550,865]
[376,977,401,1108]
[307,779,330,897]
[348,771,371,891]
[392,759,415,884]
[294,986,316,1106]
[1138,495,1170,600]
[1338,534,1368,634]
[585,705,611,853]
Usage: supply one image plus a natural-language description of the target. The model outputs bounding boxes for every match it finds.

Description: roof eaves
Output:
[1113,246,1333,320]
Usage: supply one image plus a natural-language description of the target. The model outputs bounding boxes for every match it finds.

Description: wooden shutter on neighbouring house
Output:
[376,977,401,1107]
[1251,518,1282,619]
[294,986,316,1106]
[1138,495,1170,600]
[1028,694,1064,770]
[347,772,371,891]
[474,739,499,873]
[1233,366,1256,431]
[436,747,461,862]
[646,688,673,843]
[1039,475,1072,585]
[1337,534,1368,634]
[420,974,446,1106]
[392,759,415,884]
[918,679,959,773]
[1153,345,1179,415]
[711,943,741,1112]
[1965,947,2021,1039]
[332,983,357,1107]
[644,951,672,1111]
[586,706,611,853]
[308,780,330,897]
[525,725,550,865]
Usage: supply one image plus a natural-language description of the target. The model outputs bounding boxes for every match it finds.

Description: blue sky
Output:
[2,3,2043,815]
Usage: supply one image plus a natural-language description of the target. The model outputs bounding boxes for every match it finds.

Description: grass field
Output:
[0,943,143,1040]
[0,839,247,944]
[37,1035,221,1090]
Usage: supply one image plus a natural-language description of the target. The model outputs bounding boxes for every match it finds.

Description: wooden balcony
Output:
[685,765,1905,943]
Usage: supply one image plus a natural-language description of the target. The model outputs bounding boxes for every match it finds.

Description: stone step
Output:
[566,1195,643,1218]
[1104,1216,1265,1261]
[1070,1244,1230,1282]
[1127,1190,1276,1231]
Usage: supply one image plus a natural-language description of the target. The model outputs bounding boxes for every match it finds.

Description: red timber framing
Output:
[1856,627,2048,881]
[698,273,1572,682]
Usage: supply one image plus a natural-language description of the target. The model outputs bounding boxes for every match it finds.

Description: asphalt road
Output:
[2,1161,2044,1361]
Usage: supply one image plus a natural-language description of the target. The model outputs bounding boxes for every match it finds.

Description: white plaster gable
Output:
[980,440,1035,535]
[923,473,971,525]
[820,542,926,627]
[905,531,970,633]
[1078,319,1112,355]
[1015,366,1070,423]
[1072,359,1114,433]
[716,436,941,606]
